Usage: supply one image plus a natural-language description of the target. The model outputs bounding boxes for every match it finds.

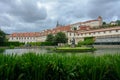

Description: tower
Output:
[98,16,103,26]
[98,16,102,21]
[97,16,103,26]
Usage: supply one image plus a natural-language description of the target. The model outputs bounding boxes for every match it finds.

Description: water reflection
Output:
[4,48,120,55]
[4,48,48,55]
[95,48,120,55]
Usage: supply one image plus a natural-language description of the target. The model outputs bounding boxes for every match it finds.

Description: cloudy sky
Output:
[0,0,120,34]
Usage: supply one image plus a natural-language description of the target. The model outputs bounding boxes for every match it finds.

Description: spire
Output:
[56,21,59,27]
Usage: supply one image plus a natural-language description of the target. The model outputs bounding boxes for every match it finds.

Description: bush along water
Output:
[0,48,5,53]
[0,53,120,80]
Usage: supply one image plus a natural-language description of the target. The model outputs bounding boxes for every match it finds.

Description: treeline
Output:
[99,20,120,29]
[0,42,25,47]
[46,32,68,45]
[27,32,68,46]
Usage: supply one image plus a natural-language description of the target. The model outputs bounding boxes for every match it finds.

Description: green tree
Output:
[103,22,106,25]
[116,20,120,26]
[84,37,95,45]
[0,29,6,42]
[46,34,54,43]
[78,37,95,46]
[54,32,68,45]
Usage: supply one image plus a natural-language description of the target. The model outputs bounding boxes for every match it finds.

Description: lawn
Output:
[55,46,96,52]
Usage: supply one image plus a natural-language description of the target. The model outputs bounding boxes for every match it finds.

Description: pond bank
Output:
[94,45,120,48]
[14,46,56,49]
[55,47,96,52]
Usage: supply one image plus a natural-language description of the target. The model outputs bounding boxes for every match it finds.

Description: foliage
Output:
[78,37,95,46]
[73,27,77,30]
[99,21,119,28]
[116,20,120,26]
[27,42,54,46]
[103,22,106,25]
[46,34,54,43]
[45,32,68,46]
[0,48,5,53]
[9,45,15,49]
[27,42,41,46]
[0,42,24,47]
[0,29,6,42]
[40,41,54,46]
[0,53,120,80]
[55,47,96,52]
[84,37,95,45]
[54,32,68,45]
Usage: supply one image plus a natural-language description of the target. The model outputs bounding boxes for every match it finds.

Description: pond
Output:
[3,47,120,55]
[94,48,120,55]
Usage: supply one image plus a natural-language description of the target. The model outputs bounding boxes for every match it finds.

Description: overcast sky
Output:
[0,0,120,34]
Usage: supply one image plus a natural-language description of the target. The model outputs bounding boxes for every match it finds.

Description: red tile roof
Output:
[79,26,91,30]
[10,32,41,37]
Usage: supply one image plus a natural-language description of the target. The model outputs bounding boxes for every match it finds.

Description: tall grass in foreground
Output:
[0,53,120,80]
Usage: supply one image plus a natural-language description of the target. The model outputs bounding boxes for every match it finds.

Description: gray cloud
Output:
[87,0,120,20]
[9,0,47,22]
[0,0,120,33]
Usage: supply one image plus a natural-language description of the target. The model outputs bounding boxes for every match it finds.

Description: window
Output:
[70,33,71,36]
[98,32,100,34]
[116,30,118,32]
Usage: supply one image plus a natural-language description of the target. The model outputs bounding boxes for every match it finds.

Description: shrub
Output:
[0,48,5,53]
[9,45,15,49]
[27,42,41,46]
[0,42,25,47]
[40,42,54,46]
[78,37,95,46]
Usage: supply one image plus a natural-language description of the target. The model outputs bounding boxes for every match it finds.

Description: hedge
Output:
[0,42,24,46]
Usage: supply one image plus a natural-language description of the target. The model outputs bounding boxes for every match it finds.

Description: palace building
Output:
[9,16,120,45]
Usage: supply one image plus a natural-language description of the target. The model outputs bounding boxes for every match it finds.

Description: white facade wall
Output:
[67,28,120,44]
[37,36,47,42]
[9,37,37,43]
[80,21,100,28]
[89,21,99,27]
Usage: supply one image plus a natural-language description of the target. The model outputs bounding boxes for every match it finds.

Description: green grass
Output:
[0,53,120,80]
[55,47,96,52]
[9,45,15,49]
